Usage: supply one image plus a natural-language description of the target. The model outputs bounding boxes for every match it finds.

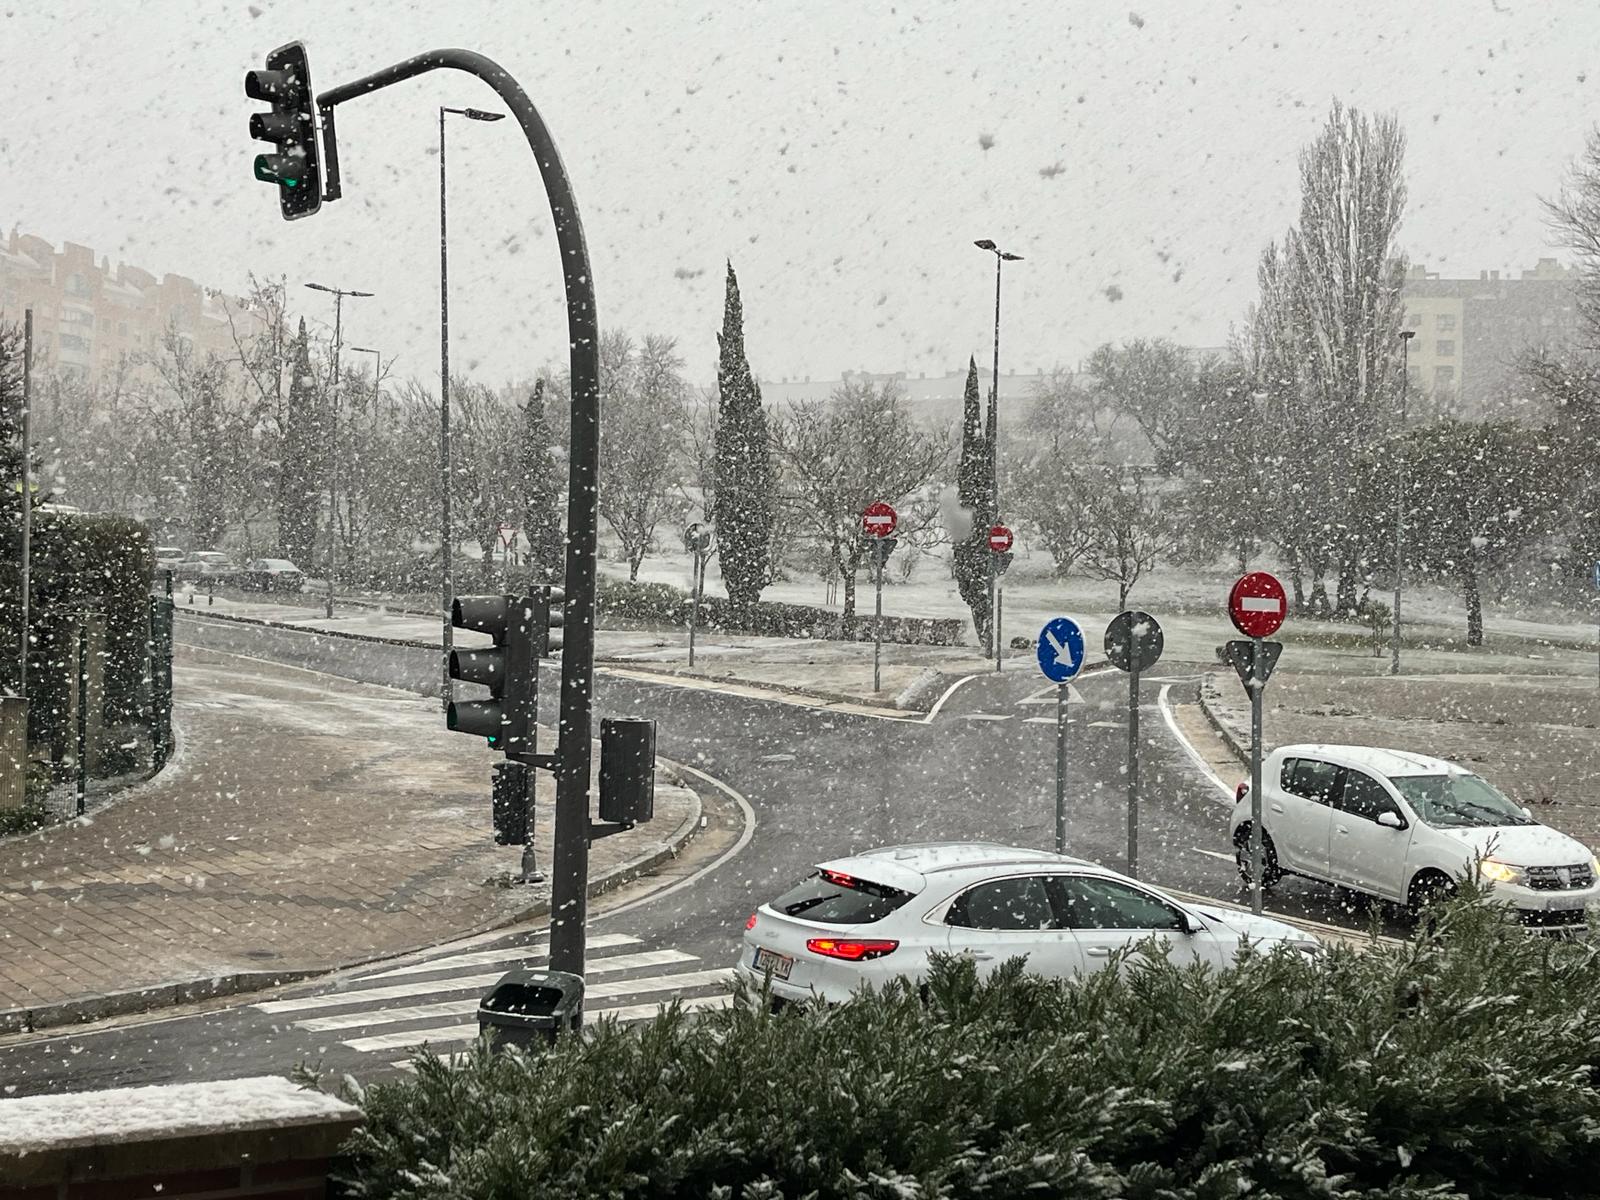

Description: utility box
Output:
[599,717,655,826]
[478,968,584,1049]
[492,760,530,846]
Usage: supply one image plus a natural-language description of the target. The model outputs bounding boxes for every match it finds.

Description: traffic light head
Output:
[447,595,535,755]
[245,41,321,220]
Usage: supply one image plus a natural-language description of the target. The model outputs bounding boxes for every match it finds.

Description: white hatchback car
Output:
[1231,744,1600,928]
[737,842,1318,1005]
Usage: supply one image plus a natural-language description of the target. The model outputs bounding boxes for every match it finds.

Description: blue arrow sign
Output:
[1036,616,1086,683]
[1593,560,1600,591]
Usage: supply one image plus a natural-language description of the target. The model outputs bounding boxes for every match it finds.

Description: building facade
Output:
[1401,258,1582,414]
[0,227,266,389]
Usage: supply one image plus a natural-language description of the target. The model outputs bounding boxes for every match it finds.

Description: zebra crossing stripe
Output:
[253,949,694,1015]
[305,968,733,1035]
[357,933,639,982]
[340,973,735,1053]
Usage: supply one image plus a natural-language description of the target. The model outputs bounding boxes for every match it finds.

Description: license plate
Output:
[752,947,794,980]
[1545,895,1590,911]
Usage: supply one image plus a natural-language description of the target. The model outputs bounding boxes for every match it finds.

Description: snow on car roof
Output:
[1275,743,1463,777]
[821,842,1094,891]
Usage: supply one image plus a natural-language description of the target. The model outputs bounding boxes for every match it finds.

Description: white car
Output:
[737,842,1318,1005]
[1231,744,1600,928]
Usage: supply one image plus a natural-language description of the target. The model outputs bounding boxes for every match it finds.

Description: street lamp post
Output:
[439,104,506,708]
[305,282,374,620]
[348,345,384,428]
[1391,329,1416,676]
[974,238,1022,657]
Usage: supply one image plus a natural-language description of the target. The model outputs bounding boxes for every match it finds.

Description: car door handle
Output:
[1085,947,1111,957]
[1336,824,1350,835]
[1269,803,1284,813]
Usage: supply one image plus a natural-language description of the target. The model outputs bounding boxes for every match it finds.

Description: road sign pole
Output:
[1249,635,1265,915]
[688,551,701,669]
[873,543,884,694]
[1055,680,1068,854]
[988,555,997,664]
[1127,642,1140,879]
[994,583,1004,673]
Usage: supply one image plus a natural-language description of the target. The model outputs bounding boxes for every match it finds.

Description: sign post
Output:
[1593,560,1600,692]
[1224,570,1288,914]
[1037,617,1086,854]
[862,503,899,693]
[988,524,1013,672]
[683,522,714,669]
[1104,610,1164,878]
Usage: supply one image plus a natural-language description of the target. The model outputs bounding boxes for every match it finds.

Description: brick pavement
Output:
[0,646,698,1025]
[1202,670,1600,847]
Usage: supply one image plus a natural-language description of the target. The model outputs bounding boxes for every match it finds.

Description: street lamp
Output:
[348,345,384,426]
[1391,328,1417,676]
[974,238,1022,658]
[439,104,506,707]
[305,281,374,619]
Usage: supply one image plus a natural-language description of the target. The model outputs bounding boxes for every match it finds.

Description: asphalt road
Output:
[0,616,1388,1096]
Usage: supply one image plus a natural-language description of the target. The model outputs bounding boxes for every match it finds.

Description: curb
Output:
[0,771,705,1038]
[1196,673,1250,765]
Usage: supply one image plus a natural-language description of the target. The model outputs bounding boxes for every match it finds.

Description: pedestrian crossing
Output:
[252,932,735,1065]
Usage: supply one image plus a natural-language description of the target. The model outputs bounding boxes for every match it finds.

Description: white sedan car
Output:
[737,842,1318,1005]
[1231,744,1600,928]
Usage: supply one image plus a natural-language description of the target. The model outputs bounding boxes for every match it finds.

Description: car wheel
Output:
[1234,823,1282,890]
[1408,871,1456,923]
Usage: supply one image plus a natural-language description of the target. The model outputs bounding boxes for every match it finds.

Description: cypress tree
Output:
[276,318,320,564]
[953,356,995,649]
[713,262,775,611]
[517,378,565,584]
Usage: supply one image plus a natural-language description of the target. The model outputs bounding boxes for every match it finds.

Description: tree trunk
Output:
[1286,545,1306,613]
[842,567,856,618]
[629,551,642,583]
[1118,579,1131,609]
[1335,557,1360,620]
[1461,559,1484,646]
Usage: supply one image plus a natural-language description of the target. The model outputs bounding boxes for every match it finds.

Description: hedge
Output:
[0,510,152,751]
[331,892,1600,1199]
[582,575,965,647]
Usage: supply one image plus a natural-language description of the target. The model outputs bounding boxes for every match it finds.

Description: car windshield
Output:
[1391,773,1534,829]
[770,869,912,926]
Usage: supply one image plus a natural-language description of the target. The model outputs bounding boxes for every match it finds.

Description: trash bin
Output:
[478,968,584,1049]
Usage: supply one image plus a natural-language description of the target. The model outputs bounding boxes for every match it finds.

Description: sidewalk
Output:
[0,645,701,1033]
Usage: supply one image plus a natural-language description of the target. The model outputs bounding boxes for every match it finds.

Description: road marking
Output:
[1087,720,1126,729]
[253,950,695,1015]
[1022,716,1058,725]
[303,969,735,1035]
[1156,683,1234,805]
[921,673,980,722]
[1018,684,1084,706]
[961,713,1012,722]
[355,933,640,982]
[1189,847,1235,863]
[349,993,733,1055]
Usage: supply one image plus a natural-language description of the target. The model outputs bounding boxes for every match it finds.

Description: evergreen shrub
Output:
[335,898,1600,1199]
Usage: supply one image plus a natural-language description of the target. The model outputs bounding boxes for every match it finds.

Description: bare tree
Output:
[596,333,690,581]
[775,379,949,616]
[1073,463,1178,609]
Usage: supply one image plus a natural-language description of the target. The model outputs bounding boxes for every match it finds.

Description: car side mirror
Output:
[1377,810,1405,830]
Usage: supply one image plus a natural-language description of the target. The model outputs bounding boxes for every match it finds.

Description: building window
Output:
[64,272,91,299]
[1436,339,1456,357]
[58,333,89,352]
[1436,313,1456,331]
[1404,311,1421,329]
[1434,366,1456,388]
[118,322,128,337]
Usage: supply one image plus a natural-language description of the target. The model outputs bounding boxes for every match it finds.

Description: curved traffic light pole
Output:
[317,50,599,982]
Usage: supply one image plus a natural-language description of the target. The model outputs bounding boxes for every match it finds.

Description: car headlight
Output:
[1479,859,1526,885]
[1591,856,1599,879]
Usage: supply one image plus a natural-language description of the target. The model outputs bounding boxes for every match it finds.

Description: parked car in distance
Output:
[153,546,186,573]
[1231,744,1600,929]
[241,558,305,593]
[738,842,1317,1005]
[174,550,236,583]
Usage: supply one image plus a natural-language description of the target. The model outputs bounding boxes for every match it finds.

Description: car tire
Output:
[1234,823,1282,890]
[1407,871,1456,923]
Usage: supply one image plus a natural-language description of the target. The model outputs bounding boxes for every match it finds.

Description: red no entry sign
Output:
[988,524,1014,553]
[862,501,898,538]
[1228,571,1288,638]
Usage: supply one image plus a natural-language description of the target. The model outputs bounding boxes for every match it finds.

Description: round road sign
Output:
[988,524,1014,553]
[862,501,898,538]
[1037,616,1086,683]
[1228,571,1288,639]
[1103,610,1164,673]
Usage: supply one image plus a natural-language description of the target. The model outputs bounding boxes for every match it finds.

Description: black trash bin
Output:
[478,968,585,1049]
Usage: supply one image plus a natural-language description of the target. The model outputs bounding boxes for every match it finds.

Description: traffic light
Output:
[245,41,321,220]
[534,585,565,659]
[447,594,535,757]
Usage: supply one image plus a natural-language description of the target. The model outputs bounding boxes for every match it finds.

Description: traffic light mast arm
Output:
[316,48,600,981]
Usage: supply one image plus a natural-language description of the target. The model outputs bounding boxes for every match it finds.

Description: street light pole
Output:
[439,104,506,708]
[1391,329,1416,677]
[18,310,31,700]
[349,345,383,428]
[974,239,1022,657]
[305,282,373,620]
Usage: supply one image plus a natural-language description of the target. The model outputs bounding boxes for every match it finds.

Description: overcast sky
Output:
[1,1,1595,388]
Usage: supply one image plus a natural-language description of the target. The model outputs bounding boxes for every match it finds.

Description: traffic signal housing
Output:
[534,585,565,660]
[245,41,322,220]
[447,594,535,758]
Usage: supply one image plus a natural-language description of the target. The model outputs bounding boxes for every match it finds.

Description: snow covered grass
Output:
[335,894,1600,1199]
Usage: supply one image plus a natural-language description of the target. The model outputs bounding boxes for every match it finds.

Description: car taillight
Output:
[745,911,758,931]
[806,937,898,961]
[1235,781,1249,802]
